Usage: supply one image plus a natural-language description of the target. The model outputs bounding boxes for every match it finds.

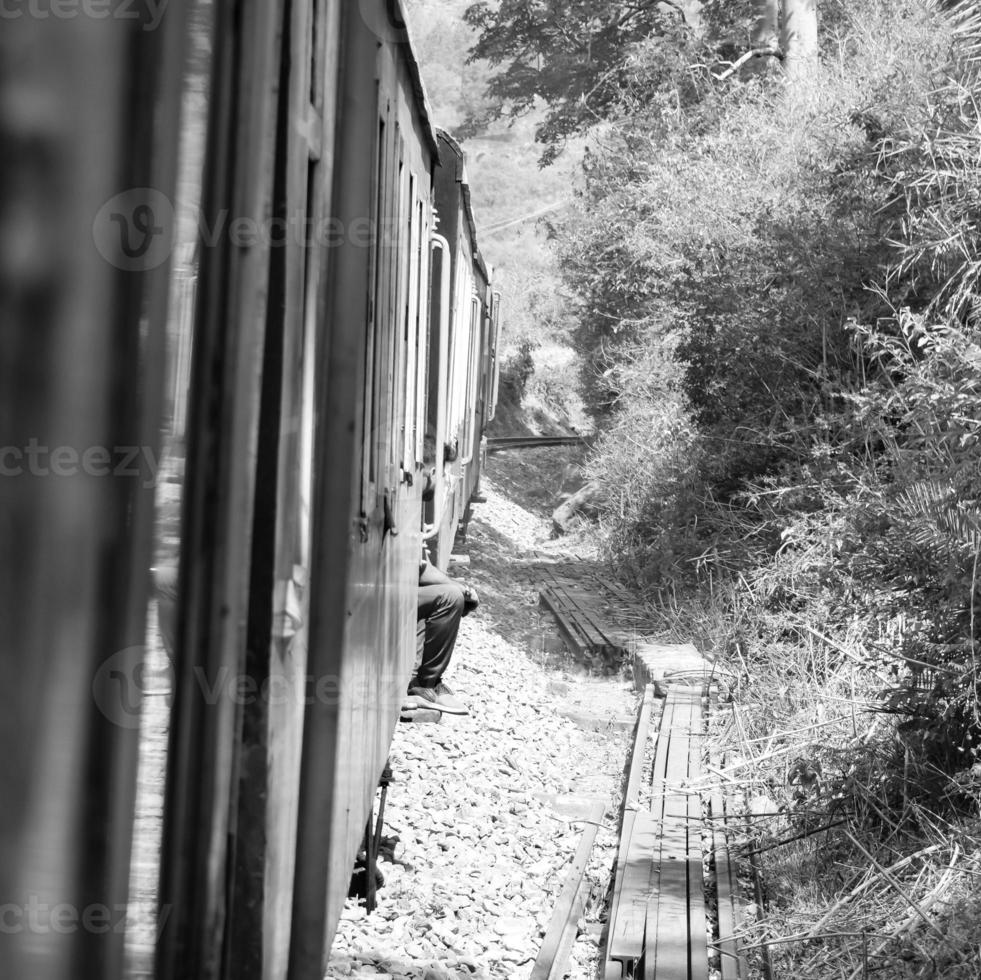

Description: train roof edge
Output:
[435,127,490,284]
[392,0,440,157]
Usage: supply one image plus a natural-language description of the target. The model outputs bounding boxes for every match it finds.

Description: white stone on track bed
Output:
[325,475,637,980]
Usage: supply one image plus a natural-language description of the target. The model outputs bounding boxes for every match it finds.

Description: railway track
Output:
[486,435,593,452]
[529,561,756,978]
[599,680,755,980]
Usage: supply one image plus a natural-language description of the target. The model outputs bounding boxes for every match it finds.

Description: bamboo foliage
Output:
[894,481,981,557]
[880,0,981,317]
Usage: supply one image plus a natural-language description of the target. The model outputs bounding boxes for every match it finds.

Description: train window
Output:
[362,112,387,515]
[447,248,473,442]
[445,253,460,440]
[413,196,429,461]
[463,295,481,461]
[403,173,419,466]
[391,151,410,479]
[309,0,322,108]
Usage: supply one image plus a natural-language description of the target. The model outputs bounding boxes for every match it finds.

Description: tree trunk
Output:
[781,0,818,79]
[753,0,780,51]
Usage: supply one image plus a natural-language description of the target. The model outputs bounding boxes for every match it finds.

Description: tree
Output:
[754,0,780,49]
[781,0,818,78]
[463,1,824,158]
[462,0,760,161]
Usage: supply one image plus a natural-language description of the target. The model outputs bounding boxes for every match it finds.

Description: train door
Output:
[0,5,188,980]
[220,0,343,978]
[121,6,217,979]
[462,294,482,466]
[489,291,503,423]
[426,231,452,546]
[289,4,438,971]
[146,2,331,980]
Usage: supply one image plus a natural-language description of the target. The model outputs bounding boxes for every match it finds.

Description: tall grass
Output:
[561,3,981,972]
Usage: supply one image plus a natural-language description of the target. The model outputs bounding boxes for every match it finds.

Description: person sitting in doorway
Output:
[410,449,477,714]
[408,553,478,715]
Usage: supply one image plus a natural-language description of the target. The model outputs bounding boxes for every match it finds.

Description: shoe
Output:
[407,682,469,715]
[347,851,385,900]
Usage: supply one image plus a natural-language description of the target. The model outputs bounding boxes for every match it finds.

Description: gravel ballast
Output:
[325,476,638,979]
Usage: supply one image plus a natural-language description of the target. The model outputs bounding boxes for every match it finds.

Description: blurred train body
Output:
[0,3,499,980]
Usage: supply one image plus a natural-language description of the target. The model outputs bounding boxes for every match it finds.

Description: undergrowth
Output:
[491,0,981,968]
[648,582,981,978]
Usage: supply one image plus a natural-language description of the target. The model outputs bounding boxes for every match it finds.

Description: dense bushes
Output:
[497,338,537,403]
[837,319,981,770]
[551,0,981,778]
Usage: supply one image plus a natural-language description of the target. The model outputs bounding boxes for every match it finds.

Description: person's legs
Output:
[410,580,468,714]
[414,580,465,687]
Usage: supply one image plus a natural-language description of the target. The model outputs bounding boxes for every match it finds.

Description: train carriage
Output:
[0,3,501,980]
[426,130,501,569]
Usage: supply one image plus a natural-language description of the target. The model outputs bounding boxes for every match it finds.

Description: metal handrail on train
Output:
[426,232,453,540]
[457,293,482,469]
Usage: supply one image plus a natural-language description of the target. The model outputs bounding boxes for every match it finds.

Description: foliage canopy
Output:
[544,0,981,780]
[462,0,760,161]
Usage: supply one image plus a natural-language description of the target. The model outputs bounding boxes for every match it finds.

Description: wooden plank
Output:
[530,802,606,980]
[634,643,715,691]
[649,691,677,824]
[609,812,660,963]
[708,685,740,980]
[540,588,626,660]
[602,809,636,976]
[624,687,655,809]
[713,784,744,980]
[540,588,588,656]
[650,850,688,977]
[600,580,637,604]
[540,585,593,633]
[550,584,623,650]
[708,688,748,980]
[642,690,675,979]
[647,690,694,977]
[687,692,710,980]
[604,688,662,975]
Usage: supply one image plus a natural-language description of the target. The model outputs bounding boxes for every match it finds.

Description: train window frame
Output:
[361,105,387,518]
[445,248,460,440]
[387,136,408,488]
[308,0,322,109]
[463,293,481,461]
[412,194,429,462]
[447,244,472,441]
[402,171,419,468]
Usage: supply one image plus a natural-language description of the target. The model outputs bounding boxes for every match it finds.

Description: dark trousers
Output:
[414,580,465,687]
